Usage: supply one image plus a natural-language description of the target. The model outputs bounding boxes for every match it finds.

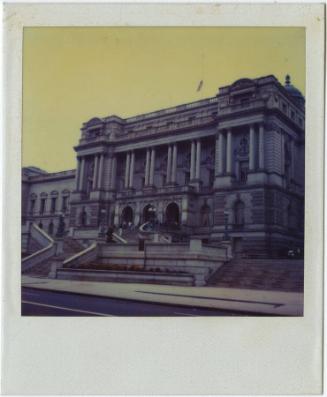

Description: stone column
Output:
[171,143,177,183]
[79,157,85,191]
[214,134,220,176]
[281,132,285,175]
[75,158,81,190]
[195,139,201,179]
[124,152,130,189]
[92,155,99,190]
[149,148,156,186]
[97,154,104,189]
[258,123,265,170]
[145,148,151,186]
[249,124,256,171]
[226,129,233,174]
[291,139,295,180]
[107,156,113,189]
[129,151,135,188]
[190,140,196,180]
[166,145,172,184]
[110,156,117,190]
[218,131,225,174]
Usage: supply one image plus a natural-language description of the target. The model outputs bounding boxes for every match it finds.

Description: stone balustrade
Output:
[62,242,98,268]
[22,223,56,272]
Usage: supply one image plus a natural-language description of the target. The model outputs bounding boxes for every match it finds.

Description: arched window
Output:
[165,202,180,226]
[121,206,134,226]
[234,200,245,226]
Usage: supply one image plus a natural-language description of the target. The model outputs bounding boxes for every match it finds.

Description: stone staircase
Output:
[23,237,85,277]
[207,259,304,292]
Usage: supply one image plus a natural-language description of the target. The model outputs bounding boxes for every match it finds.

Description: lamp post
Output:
[148,206,157,231]
[56,211,65,238]
[223,210,230,241]
[98,208,107,238]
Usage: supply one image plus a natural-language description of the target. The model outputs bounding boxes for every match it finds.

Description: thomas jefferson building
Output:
[22,75,305,257]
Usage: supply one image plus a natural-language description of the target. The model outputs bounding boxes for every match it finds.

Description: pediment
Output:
[86,117,103,128]
[231,78,255,91]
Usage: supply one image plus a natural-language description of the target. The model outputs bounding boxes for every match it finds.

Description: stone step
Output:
[207,258,304,292]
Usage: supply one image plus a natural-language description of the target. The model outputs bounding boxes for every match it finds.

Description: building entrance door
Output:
[121,206,134,225]
[165,202,180,226]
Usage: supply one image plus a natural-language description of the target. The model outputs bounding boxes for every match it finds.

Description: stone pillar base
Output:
[55,238,64,255]
[189,179,201,191]
[247,172,268,185]
[214,174,234,188]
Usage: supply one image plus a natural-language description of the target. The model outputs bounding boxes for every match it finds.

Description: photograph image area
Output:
[21,27,305,317]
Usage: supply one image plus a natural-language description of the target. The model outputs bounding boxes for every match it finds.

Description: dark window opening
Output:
[51,197,57,214]
[184,171,190,185]
[239,161,249,184]
[30,199,35,214]
[40,199,46,214]
[62,196,68,212]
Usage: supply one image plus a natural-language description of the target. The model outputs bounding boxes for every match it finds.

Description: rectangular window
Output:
[209,169,215,186]
[162,174,166,186]
[282,103,287,113]
[239,161,249,184]
[40,199,46,214]
[51,197,57,213]
[62,196,68,212]
[30,199,35,214]
[184,172,190,185]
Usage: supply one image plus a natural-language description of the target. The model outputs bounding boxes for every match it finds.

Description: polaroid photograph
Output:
[2,2,325,395]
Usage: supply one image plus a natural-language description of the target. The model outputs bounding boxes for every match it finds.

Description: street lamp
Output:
[148,206,157,230]
[98,209,107,238]
[56,211,65,238]
[223,210,230,241]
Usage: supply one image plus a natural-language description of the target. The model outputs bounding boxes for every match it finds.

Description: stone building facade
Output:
[22,75,305,257]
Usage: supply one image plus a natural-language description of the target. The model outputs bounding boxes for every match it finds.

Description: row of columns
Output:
[166,144,177,184]
[215,123,265,176]
[124,140,201,189]
[76,123,267,192]
[76,153,117,192]
[190,140,202,180]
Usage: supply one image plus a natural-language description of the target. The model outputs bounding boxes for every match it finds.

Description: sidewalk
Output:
[21,275,303,316]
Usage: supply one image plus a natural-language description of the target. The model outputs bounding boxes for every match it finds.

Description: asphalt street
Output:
[21,287,262,316]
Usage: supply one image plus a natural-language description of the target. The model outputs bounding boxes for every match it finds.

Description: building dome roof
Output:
[284,75,305,105]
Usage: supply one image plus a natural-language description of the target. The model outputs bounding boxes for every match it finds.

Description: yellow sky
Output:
[22,27,305,172]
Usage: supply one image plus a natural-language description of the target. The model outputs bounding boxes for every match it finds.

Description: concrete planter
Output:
[56,268,197,286]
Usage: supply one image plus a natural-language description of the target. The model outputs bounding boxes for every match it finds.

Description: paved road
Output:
[21,287,262,317]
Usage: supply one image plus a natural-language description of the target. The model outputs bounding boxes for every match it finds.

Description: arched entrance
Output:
[165,202,180,226]
[121,206,134,225]
[143,204,156,223]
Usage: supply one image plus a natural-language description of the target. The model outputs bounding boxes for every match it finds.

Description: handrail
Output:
[32,222,55,245]
[63,242,97,266]
[22,223,56,272]
[112,232,127,244]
